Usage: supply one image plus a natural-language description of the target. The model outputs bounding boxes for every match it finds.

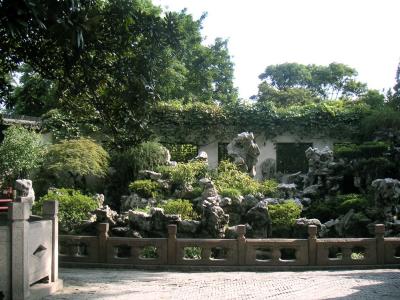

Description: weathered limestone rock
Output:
[138,170,162,180]
[199,178,219,199]
[371,178,400,222]
[94,193,105,207]
[245,200,272,238]
[201,200,229,238]
[294,218,323,238]
[93,205,118,225]
[121,193,152,211]
[242,194,259,211]
[128,210,152,232]
[178,220,201,236]
[192,151,208,163]
[303,147,343,200]
[277,183,297,199]
[227,132,260,177]
[260,158,276,180]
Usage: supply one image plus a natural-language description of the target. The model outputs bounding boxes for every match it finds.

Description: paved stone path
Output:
[47,268,400,299]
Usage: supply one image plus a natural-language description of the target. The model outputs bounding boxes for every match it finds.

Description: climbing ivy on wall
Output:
[150,100,371,144]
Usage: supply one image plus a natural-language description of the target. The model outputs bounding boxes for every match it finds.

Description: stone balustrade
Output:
[0,201,62,300]
[59,223,400,268]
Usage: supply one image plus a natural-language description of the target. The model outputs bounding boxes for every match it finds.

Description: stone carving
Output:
[15,179,35,203]
[260,158,276,179]
[227,132,260,177]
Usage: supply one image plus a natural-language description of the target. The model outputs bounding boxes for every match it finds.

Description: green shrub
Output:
[129,179,160,198]
[269,200,302,227]
[214,161,259,195]
[358,141,389,157]
[334,143,361,160]
[337,194,369,214]
[158,161,209,186]
[220,188,242,199]
[215,161,278,196]
[160,199,199,220]
[106,141,169,207]
[33,188,98,232]
[259,180,279,197]
[303,200,340,223]
[0,125,44,186]
[183,247,202,259]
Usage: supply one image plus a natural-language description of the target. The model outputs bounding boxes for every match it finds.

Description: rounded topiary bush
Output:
[33,188,98,232]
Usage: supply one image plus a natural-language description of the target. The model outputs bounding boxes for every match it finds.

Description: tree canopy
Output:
[1,0,237,146]
[254,62,368,106]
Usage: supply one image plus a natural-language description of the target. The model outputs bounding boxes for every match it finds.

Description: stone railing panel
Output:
[175,239,237,265]
[246,239,308,266]
[107,237,168,265]
[384,238,400,264]
[28,220,52,284]
[59,235,99,263]
[316,238,377,265]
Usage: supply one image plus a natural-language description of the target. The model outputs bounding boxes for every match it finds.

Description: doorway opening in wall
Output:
[276,143,312,173]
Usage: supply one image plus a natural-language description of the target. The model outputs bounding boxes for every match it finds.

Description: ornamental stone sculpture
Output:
[227,132,260,177]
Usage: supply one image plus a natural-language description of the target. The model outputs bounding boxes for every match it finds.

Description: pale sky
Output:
[154,0,400,99]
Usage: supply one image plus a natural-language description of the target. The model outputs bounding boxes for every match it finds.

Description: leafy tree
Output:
[256,63,367,106]
[0,125,44,186]
[40,138,109,190]
[359,90,385,109]
[6,64,58,116]
[388,62,400,110]
[1,1,238,146]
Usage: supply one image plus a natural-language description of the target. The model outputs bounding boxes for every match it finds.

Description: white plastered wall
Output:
[198,133,335,180]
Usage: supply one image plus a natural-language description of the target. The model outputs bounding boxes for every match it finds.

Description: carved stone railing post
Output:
[9,202,30,300]
[98,223,109,263]
[237,225,246,265]
[43,201,59,283]
[167,224,177,265]
[375,224,385,265]
[308,225,317,266]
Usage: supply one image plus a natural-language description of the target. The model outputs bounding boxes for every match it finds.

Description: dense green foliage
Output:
[334,142,389,160]
[33,188,98,232]
[1,0,237,146]
[0,125,43,185]
[160,199,199,220]
[269,201,302,227]
[129,179,160,198]
[37,138,109,191]
[151,99,370,144]
[257,62,367,101]
[158,161,209,186]
[215,161,278,196]
[106,141,169,204]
